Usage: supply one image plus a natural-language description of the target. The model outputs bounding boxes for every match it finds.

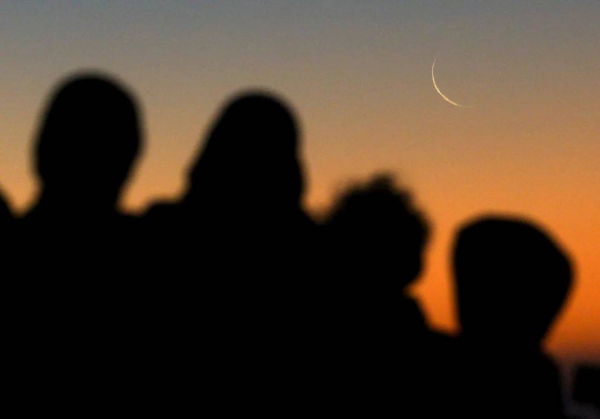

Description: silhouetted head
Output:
[327,174,429,292]
[35,73,141,210]
[186,92,303,215]
[453,217,573,348]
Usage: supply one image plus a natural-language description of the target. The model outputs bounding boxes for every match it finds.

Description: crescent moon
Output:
[432,59,472,108]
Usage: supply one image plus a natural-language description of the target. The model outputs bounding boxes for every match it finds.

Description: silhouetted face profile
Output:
[186,93,303,216]
[35,74,141,211]
[454,217,573,348]
[327,175,429,292]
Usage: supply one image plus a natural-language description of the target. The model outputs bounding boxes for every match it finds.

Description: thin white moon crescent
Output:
[432,59,472,108]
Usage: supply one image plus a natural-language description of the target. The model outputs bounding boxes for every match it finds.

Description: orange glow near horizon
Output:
[0,2,598,366]
[2,78,599,366]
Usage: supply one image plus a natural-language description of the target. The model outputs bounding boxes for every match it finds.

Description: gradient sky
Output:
[1,1,598,365]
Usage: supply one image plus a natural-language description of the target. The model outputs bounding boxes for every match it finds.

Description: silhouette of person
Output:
[323,174,455,417]
[186,93,305,225]
[31,75,140,210]
[12,73,144,408]
[143,91,318,414]
[20,73,143,302]
[145,90,312,259]
[21,73,142,263]
[452,216,573,418]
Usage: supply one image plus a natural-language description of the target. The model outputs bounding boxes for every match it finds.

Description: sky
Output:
[0,1,598,365]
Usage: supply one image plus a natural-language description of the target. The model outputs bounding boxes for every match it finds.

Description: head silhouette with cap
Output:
[35,73,141,213]
[453,216,573,348]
